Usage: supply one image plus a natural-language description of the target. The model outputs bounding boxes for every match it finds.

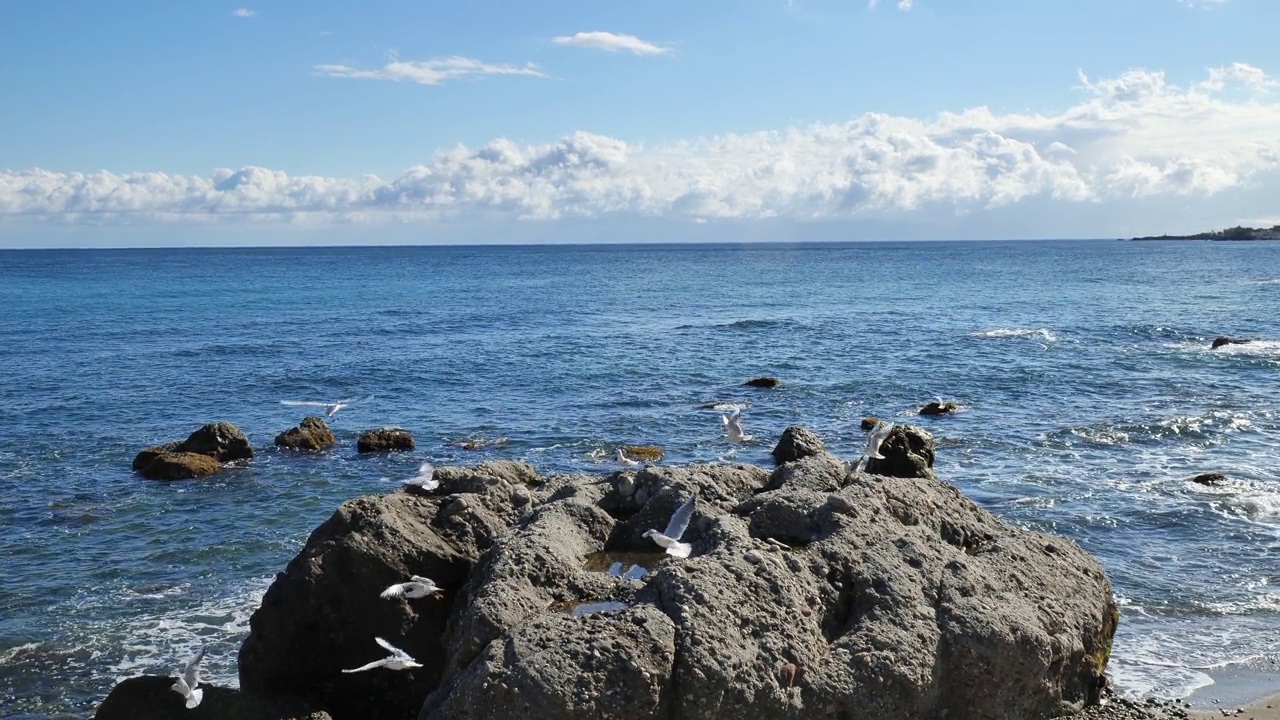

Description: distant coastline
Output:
[1130,224,1280,241]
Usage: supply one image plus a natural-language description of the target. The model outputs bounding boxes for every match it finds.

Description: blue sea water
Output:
[0,239,1278,718]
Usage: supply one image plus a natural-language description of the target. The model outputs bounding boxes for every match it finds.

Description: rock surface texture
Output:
[275,417,337,451]
[95,675,332,720]
[109,428,1118,720]
[132,422,253,480]
[357,428,417,453]
[771,426,826,465]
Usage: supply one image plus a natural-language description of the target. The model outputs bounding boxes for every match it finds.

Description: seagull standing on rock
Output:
[342,637,423,673]
[381,575,444,600]
[643,493,697,558]
[170,648,205,710]
[722,410,753,442]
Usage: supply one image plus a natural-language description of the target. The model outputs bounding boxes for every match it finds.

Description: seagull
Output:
[380,575,443,600]
[342,637,423,673]
[280,399,353,418]
[170,648,205,710]
[642,493,697,558]
[616,448,642,469]
[409,462,437,491]
[852,421,895,473]
[722,410,753,442]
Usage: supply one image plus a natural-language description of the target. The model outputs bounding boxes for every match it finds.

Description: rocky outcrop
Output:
[223,432,1115,720]
[132,422,253,480]
[357,428,416,453]
[744,376,781,388]
[865,424,937,480]
[275,417,336,451]
[771,426,825,465]
[860,417,882,431]
[95,675,331,720]
[1189,472,1227,486]
[919,401,958,416]
[239,462,539,720]
[1211,336,1250,349]
[621,445,664,462]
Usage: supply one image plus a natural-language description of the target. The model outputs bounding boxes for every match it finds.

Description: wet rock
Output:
[771,426,825,465]
[622,445,664,462]
[356,428,416,453]
[132,422,253,480]
[1211,336,1250,349]
[274,417,336,451]
[919,401,958,416]
[865,424,937,480]
[1189,472,1227,486]
[744,376,781,388]
[860,417,883,431]
[181,422,254,462]
[95,675,331,720]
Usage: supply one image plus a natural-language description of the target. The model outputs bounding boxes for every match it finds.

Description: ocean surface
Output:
[1,240,1277,718]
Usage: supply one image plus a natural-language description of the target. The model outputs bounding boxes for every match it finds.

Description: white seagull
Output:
[170,648,205,710]
[722,410,753,443]
[380,575,443,600]
[643,493,697,558]
[409,462,437,491]
[342,637,423,673]
[280,399,354,418]
[852,421,895,473]
[616,448,642,469]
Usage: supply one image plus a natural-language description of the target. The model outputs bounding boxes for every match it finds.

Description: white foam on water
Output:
[971,327,1058,343]
[1109,616,1277,700]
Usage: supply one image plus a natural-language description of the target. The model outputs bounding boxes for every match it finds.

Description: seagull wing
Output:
[380,583,407,599]
[375,637,412,661]
[663,494,697,541]
[281,400,327,407]
[181,648,205,689]
[342,659,387,673]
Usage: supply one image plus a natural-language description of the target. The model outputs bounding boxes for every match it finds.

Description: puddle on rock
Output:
[583,550,667,580]
[565,600,630,618]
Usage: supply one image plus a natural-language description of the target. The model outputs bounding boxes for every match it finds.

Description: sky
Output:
[1,0,1278,247]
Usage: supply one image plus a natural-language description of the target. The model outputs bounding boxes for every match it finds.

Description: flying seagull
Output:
[409,462,437,491]
[380,575,443,600]
[280,399,354,418]
[643,493,697,558]
[722,410,752,442]
[852,421,895,473]
[342,637,423,673]
[170,648,205,710]
[616,448,642,469]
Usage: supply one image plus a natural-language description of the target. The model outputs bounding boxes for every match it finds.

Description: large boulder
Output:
[275,417,336,451]
[865,424,937,480]
[234,459,1116,720]
[357,428,416,453]
[417,464,1116,720]
[239,462,537,720]
[95,675,331,720]
[771,426,825,465]
[132,422,253,480]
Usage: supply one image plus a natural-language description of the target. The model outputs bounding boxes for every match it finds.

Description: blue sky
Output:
[2,0,1278,246]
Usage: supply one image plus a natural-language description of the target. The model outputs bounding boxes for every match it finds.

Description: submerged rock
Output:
[1189,472,1227,486]
[225,451,1115,720]
[357,428,416,453]
[919,401,958,416]
[275,417,336,451]
[1211,336,1250,349]
[621,445,664,462]
[132,422,253,480]
[771,426,825,465]
[95,675,331,720]
[744,376,781,388]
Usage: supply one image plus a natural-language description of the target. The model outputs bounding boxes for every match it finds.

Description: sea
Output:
[0,239,1277,718]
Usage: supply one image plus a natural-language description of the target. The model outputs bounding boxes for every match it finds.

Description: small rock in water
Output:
[918,401,958,416]
[860,417,883,431]
[1189,472,1227,486]
[1211,336,1249,349]
[744,376,781,388]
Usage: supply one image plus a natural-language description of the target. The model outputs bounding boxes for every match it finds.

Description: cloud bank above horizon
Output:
[3,64,1277,235]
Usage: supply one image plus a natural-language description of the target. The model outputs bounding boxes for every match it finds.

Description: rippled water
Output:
[1,240,1277,718]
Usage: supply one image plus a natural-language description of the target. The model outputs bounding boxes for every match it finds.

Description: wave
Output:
[1040,410,1254,449]
[971,328,1058,343]
[1209,339,1280,357]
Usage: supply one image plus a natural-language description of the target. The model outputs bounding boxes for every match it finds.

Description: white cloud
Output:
[1179,0,1226,7]
[898,0,914,9]
[232,8,256,18]
[551,31,670,56]
[3,64,1277,232]
[315,56,545,85]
